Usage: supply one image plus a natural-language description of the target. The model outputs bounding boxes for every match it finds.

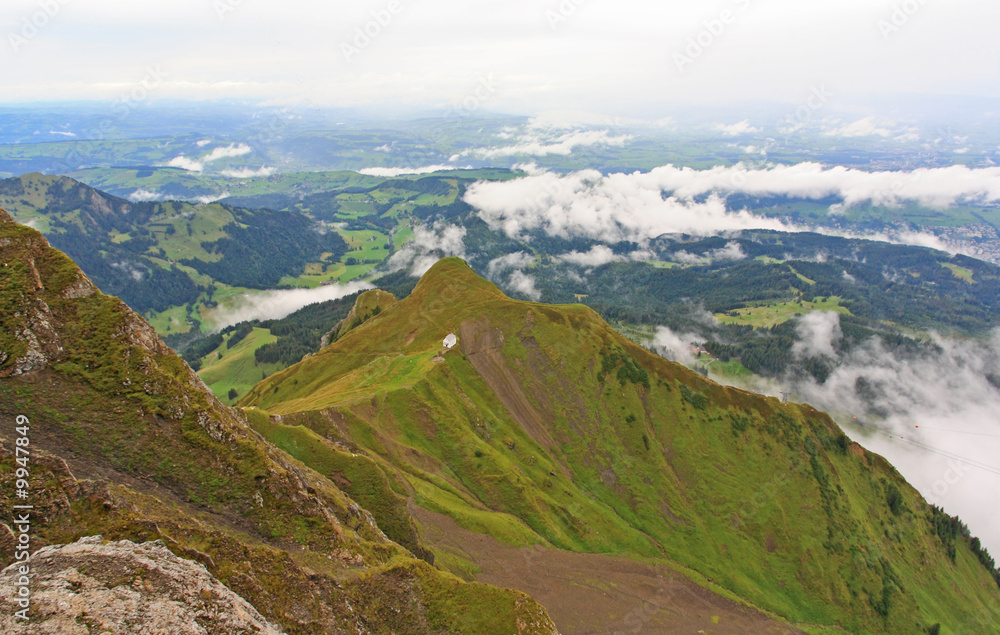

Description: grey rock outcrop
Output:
[0,536,285,634]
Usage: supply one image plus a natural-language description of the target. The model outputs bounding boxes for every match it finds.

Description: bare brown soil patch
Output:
[412,503,806,635]
[458,317,557,451]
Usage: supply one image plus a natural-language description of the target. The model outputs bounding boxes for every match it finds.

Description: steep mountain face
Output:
[0,211,558,634]
[244,258,1000,634]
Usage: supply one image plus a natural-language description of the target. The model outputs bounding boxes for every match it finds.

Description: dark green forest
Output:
[180,207,347,288]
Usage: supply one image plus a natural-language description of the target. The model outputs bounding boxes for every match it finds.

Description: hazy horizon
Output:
[3,0,999,117]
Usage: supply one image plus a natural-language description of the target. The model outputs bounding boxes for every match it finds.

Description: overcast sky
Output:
[2,0,998,115]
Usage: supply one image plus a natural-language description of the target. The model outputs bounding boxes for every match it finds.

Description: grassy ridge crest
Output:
[244,257,1000,634]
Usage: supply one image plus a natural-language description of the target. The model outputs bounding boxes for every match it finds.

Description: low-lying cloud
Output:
[714,120,760,136]
[485,251,541,300]
[648,326,706,366]
[358,165,469,177]
[128,189,162,202]
[168,156,205,172]
[823,116,892,138]
[788,316,1000,556]
[463,163,1000,245]
[486,251,535,278]
[127,189,230,204]
[464,128,631,158]
[792,311,841,359]
[672,241,746,265]
[507,270,541,301]
[649,312,1000,556]
[557,245,623,267]
[211,280,373,328]
[204,143,252,162]
[386,222,467,276]
[193,192,230,204]
[221,166,276,178]
[464,168,790,243]
[166,143,254,173]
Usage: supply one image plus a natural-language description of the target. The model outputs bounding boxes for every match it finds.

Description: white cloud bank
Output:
[558,245,623,267]
[463,163,1000,245]
[211,281,373,328]
[485,251,541,300]
[193,192,230,204]
[486,251,535,278]
[507,270,541,301]
[648,326,706,366]
[464,128,631,158]
[788,316,1000,557]
[824,116,892,138]
[358,165,467,177]
[167,156,205,172]
[464,167,791,243]
[714,120,760,136]
[386,222,467,276]
[128,189,162,202]
[220,166,276,178]
[672,241,747,265]
[649,312,1000,556]
[203,143,252,162]
[127,189,230,204]
[792,311,842,359]
[165,143,254,173]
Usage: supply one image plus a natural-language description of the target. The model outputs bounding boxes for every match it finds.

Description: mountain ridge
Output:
[244,257,1000,634]
[0,211,559,634]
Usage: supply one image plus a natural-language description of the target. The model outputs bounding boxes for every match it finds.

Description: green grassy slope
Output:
[243,257,1000,635]
[332,288,398,341]
[0,214,558,634]
[196,327,280,404]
